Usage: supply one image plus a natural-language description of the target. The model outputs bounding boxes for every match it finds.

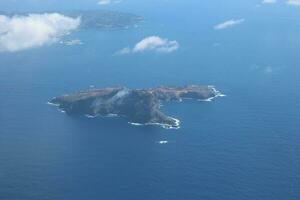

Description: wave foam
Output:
[85,114,97,118]
[47,101,59,106]
[129,122,144,126]
[199,86,226,102]
[59,109,66,113]
[129,117,181,130]
[158,141,168,144]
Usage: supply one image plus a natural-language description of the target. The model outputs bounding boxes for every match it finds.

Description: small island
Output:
[49,85,223,129]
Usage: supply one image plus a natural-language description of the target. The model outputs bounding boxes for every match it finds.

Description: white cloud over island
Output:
[0,13,80,52]
[118,36,179,54]
[214,19,245,30]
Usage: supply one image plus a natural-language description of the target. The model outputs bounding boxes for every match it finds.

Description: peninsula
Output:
[49,85,223,129]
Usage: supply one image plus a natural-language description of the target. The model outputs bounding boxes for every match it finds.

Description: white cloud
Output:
[287,0,300,5]
[0,13,80,52]
[262,0,277,4]
[133,36,179,53]
[118,36,179,54]
[214,19,245,30]
[98,0,122,5]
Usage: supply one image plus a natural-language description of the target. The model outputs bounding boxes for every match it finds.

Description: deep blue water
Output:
[1,0,300,200]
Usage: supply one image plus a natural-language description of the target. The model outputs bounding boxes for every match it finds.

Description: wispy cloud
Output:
[264,66,274,73]
[214,19,245,30]
[98,0,122,5]
[0,13,80,52]
[118,47,131,54]
[262,0,300,6]
[60,39,83,46]
[117,36,179,54]
[262,0,277,4]
[287,0,300,6]
[250,64,281,74]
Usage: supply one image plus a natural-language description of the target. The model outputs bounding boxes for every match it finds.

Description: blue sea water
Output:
[0,0,300,199]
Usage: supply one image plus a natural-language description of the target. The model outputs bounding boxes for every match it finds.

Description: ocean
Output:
[0,0,300,199]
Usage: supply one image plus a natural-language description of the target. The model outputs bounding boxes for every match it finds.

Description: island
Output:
[65,10,143,30]
[49,85,223,129]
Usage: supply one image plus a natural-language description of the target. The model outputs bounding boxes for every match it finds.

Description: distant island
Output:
[49,85,223,129]
[0,10,143,30]
[65,10,143,30]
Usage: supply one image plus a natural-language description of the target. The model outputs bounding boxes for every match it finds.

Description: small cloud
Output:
[117,47,131,55]
[98,0,122,5]
[287,0,300,6]
[0,13,80,52]
[214,19,245,30]
[60,39,83,46]
[262,0,277,4]
[133,36,179,53]
[250,64,281,74]
[117,36,179,54]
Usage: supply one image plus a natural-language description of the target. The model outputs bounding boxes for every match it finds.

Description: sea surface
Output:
[0,0,300,200]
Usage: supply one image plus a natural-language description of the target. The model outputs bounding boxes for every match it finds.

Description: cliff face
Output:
[50,85,221,129]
